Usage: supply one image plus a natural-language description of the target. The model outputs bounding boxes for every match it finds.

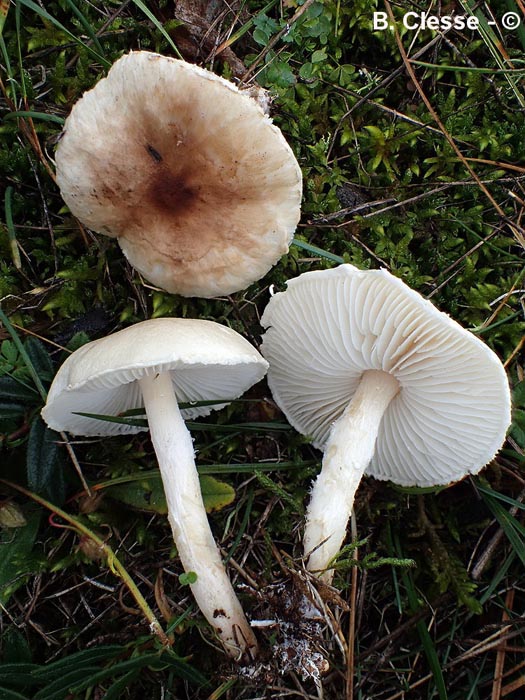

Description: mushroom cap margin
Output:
[42,318,269,436]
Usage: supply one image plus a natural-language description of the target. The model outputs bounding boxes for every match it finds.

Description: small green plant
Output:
[330,536,415,573]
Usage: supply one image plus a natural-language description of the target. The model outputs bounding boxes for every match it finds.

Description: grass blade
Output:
[0,310,47,400]
[4,186,21,269]
[393,530,448,700]
[214,0,278,53]
[457,0,525,108]
[73,410,292,433]
[0,509,41,606]
[69,652,206,691]
[33,667,103,700]
[0,688,32,700]
[475,482,525,511]
[61,0,105,56]
[477,484,525,568]
[411,61,525,74]
[3,111,65,125]
[0,0,9,35]
[130,0,182,58]
[32,646,124,679]
[292,238,344,263]
[99,670,140,700]
[16,0,110,67]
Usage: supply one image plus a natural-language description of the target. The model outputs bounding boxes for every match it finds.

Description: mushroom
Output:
[55,51,302,298]
[41,318,269,660]
[260,265,511,583]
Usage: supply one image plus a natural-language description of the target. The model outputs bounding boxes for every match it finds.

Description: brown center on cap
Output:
[148,167,199,217]
[144,143,201,216]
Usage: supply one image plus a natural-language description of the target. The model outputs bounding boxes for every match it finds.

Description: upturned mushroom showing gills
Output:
[55,51,302,298]
[41,318,268,660]
[260,265,512,584]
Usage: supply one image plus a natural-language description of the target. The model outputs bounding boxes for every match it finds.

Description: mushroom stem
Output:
[138,372,258,661]
[303,370,400,583]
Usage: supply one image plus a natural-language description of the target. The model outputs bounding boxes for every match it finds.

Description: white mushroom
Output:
[55,51,302,298]
[260,265,512,583]
[42,318,268,660]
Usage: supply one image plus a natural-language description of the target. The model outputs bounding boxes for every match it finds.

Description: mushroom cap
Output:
[260,265,511,487]
[42,318,268,436]
[55,51,302,298]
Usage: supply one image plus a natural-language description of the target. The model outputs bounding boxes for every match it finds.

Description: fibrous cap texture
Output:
[42,318,268,436]
[55,51,302,297]
[260,265,511,486]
